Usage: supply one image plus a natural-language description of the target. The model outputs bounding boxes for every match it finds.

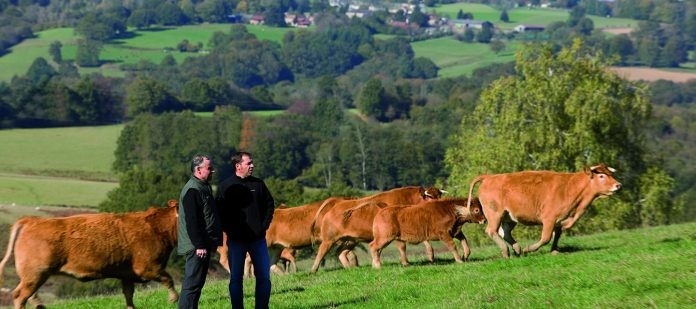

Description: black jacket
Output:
[217,174,275,241]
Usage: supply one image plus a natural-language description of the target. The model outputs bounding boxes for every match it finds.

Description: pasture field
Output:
[0,125,121,179]
[0,24,293,81]
[411,38,519,77]
[13,221,693,308]
[0,125,121,208]
[430,3,639,31]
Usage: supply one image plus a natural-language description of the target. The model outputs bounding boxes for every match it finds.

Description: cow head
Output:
[585,164,622,197]
[422,186,446,200]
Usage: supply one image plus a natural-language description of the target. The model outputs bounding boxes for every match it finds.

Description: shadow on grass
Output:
[306,295,369,309]
[273,286,306,294]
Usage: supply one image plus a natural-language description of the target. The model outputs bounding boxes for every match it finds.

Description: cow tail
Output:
[0,219,23,287]
[310,198,334,245]
[467,175,486,212]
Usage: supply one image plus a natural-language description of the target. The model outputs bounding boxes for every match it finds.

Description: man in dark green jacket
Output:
[177,154,222,309]
[217,151,275,309]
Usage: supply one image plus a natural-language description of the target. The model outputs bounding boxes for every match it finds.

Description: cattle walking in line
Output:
[0,200,180,309]
[309,186,445,273]
[467,164,622,258]
[369,197,487,268]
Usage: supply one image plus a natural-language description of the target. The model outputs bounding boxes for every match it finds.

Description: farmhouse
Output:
[450,19,494,33]
[514,24,546,32]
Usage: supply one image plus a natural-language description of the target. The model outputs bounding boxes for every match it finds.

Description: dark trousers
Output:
[227,238,271,309]
[178,250,211,309]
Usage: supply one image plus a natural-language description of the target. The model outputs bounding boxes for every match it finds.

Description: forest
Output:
[0,0,695,229]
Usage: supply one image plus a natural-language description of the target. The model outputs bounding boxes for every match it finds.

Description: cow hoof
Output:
[551,250,560,256]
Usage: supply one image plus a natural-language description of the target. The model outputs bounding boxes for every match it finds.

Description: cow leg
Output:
[550,225,563,255]
[217,245,230,273]
[243,253,254,278]
[27,293,43,308]
[346,250,358,267]
[423,241,434,262]
[440,234,462,263]
[155,270,179,303]
[310,241,334,273]
[484,215,510,258]
[458,235,471,261]
[524,222,555,253]
[499,221,521,256]
[267,246,284,275]
[12,271,49,309]
[121,279,135,309]
[368,239,386,269]
[396,240,410,266]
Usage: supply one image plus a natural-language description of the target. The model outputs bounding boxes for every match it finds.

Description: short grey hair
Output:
[190,154,211,172]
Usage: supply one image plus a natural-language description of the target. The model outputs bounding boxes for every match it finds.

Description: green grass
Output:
[429,3,638,31]
[0,125,121,178]
[22,222,695,308]
[0,125,122,207]
[0,173,115,208]
[411,37,519,77]
[0,24,295,82]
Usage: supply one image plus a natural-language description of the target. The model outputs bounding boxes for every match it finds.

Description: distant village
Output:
[230,0,547,37]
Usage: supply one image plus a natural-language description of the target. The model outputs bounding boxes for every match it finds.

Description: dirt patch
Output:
[609,67,696,83]
[602,27,632,35]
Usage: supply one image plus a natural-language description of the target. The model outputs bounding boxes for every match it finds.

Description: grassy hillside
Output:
[0,24,293,81]
[6,222,691,308]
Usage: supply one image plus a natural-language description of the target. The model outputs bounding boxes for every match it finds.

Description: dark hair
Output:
[191,154,211,172]
[230,151,251,166]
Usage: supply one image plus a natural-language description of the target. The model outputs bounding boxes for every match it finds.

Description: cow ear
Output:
[167,199,178,208]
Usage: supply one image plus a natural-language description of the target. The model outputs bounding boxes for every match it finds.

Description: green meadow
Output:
[17,221,695,308]
[411,37,519,77]
[0,24,293,81]
[429,3,638,31]
[0,125,122,208]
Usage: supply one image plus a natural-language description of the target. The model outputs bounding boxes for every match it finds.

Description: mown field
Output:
[0,221,692,308]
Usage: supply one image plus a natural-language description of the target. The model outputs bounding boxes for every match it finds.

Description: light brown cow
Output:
[217,198,354,276]
[369,197,487,268]
[309,186,445,273]
[0,200,180,309]
[467,164,622,258]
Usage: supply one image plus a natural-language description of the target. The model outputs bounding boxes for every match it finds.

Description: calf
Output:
[0,201,180,309]
[467,164,621,258]
[369,197,486,268]
[309,186,445,273]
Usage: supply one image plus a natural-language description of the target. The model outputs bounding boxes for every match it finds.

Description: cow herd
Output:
[0,164,621,309]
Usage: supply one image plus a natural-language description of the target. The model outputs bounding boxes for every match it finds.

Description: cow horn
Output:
[608,166,616,173]
[440,189,448,194]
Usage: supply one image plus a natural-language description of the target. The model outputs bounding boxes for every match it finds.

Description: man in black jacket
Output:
[217,151,275,309]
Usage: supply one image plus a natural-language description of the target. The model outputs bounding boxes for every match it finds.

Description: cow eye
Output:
[599,174,605,179]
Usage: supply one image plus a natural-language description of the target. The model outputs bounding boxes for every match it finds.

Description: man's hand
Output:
[196,248,208,258]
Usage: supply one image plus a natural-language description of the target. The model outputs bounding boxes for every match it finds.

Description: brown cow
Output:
[369,197,486,268]
[467,164,622,258]
[0,200,180,309]
[309,186,445,273]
